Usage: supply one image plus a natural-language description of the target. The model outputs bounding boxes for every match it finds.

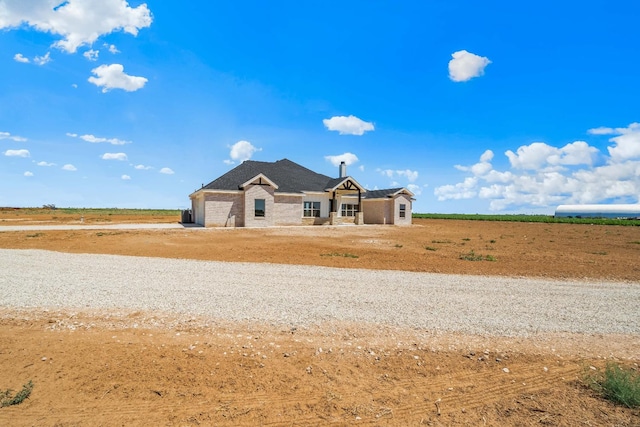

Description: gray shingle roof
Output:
[199,159,407,199]
[363,188,405,199]
[202,159,334,193]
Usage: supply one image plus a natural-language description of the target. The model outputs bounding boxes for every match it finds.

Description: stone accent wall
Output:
[274,195,303,225]
[244,185,275,227]
[203,192,244,227]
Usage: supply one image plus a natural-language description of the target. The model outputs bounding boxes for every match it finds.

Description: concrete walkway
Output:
[0,223,204,232]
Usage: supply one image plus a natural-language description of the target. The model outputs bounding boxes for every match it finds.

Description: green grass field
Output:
[413,213,640,226]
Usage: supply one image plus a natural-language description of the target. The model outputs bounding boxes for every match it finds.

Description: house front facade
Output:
[189,158,414,227]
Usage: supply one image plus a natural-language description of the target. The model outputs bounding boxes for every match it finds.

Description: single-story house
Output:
[189,158,414,227]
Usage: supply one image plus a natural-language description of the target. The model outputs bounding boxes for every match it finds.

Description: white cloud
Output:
[88,64,148,93]
[223,159,234,165]
[13,53,29,63]
[121,174,131,180]
[159,167,174,175]
[229,140,260,163]
[434,126,640,210]
[83,49,99,61]
[407,184,422,196]
[448,50,491,82]
[4,149,30,157]
[325,152,359,167]
[24,171,33,177]
[33,51,51,65]
[0,0,152,54]
[358,165,365,172]
[62,164,77,171]
[376,168,419,182]
[505,141,597,170]
[101,152,127,161]
[36,161,55,166]
[323,115,374,135]
[133,164,152,170]
[600,123,640,162]
[105,43,119,54]
[396,169,419,182]
[0,131,27,142]
[71,133,131,145]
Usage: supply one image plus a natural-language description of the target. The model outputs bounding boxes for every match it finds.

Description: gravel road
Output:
[1,249,638,336]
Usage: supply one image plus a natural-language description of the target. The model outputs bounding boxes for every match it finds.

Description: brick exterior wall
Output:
[274,195,303,225]
[244,184,275,227]
[203,192,244,227]
[362,199,392,224]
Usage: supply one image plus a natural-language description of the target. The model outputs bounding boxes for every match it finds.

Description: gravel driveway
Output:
[1,249,638,336]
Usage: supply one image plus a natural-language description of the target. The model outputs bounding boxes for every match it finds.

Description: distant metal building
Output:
[555,204,640,219]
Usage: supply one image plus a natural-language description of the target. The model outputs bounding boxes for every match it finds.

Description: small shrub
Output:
[462,237,471,241]
[588,363,640,408]
[0,380,34,407]
[489,239,496,244]
[394,244,403,248]
[25,233,43,238]
[431,239,451,244]
[424,246,437,251]
[321,252,359,259]
[460,250,496,261]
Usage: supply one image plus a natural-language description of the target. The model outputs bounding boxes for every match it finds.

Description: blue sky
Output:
[1,1,639,213]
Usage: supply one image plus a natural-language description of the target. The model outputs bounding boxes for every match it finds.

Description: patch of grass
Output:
[461,237,471,241]
[424,246,437,251]
[489,239,496,244]
[590,251,608,255]
[1,380,34,407]
[25,233,43,238]
[321,252,359,259]
[95,231,124,237]
[394,244,403,248]
[459,250,496,261]
[629,241,640,245]
[431,239,451,244]
[588,363,640,408]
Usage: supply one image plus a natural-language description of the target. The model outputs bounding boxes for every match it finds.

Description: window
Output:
[399,204,406,218]
[341,203,358,217]
[254,199,265,217]
[303,201,321,217]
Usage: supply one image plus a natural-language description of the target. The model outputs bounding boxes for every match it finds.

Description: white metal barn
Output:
[555,204,640,219]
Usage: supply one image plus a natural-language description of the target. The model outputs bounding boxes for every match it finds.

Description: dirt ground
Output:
[1,210,639,426]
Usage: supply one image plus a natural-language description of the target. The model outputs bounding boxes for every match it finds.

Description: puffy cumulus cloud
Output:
[376,168,419,182]
[0,0,152,53]
[159,167,174,175]
[505,141,597,170]
[83,49,99,61]
[0,131,27,142]
[448,50,491,82]
[133,164,152,170]
[36,161,55,166]
[62,164,77,171]
[105,43,119,54]
[325,152,359,167]
[69,133,131,145]
[24,171,33,177]
[434,127,640,211]
[4,149,30,157]
[121,174,131,180]
[323,115,374,136]
[592,123,640,162]
[101,152,127,161]
[13,53,29,63]
[228,140,260,163]
[88,64,147,93]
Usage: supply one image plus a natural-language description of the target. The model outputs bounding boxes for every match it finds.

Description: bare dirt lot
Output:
[1,210,639,426]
